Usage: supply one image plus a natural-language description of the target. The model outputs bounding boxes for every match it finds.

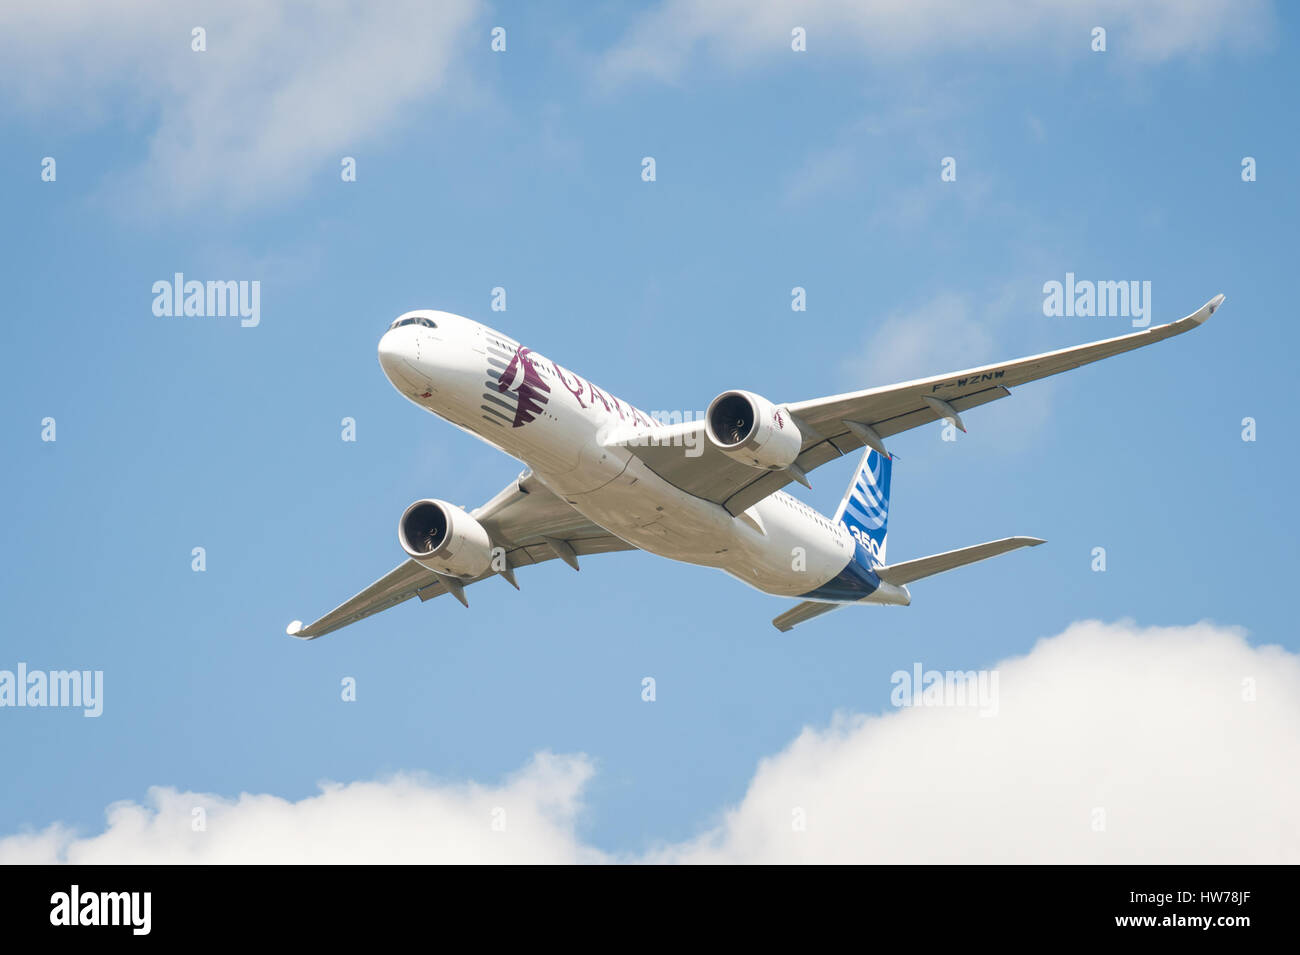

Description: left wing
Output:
[286,470,635,639]
[616,294,1225,514]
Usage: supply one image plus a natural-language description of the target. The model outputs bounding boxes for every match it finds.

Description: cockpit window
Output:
[387,316,438,330]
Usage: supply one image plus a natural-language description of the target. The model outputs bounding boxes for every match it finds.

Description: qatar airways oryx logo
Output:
[485,344,551,428]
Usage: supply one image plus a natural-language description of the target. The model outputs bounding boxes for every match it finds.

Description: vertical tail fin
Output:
[834,448,892,566]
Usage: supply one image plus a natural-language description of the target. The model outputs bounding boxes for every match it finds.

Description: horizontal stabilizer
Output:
[772,600,842,632]
[875,537,1045,586]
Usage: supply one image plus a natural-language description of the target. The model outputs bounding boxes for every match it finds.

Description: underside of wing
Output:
[287,470,635,639]
[617,294,1224,514]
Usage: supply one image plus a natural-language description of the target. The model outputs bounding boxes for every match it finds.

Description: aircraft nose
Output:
[377,327,405,373]
[377,326,426,391]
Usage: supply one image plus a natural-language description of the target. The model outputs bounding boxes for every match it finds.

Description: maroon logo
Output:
[497,346,551,427]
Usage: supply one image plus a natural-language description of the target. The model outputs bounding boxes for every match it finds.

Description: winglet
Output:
[1190,293,1226,325]
[286,620,308,639]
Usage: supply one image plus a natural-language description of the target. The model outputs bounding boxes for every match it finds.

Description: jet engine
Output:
[705,390,803,470]
[398,499,494,578]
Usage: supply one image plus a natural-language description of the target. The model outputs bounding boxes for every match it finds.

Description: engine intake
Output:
[705,390,802,470]
[398,499,494,578]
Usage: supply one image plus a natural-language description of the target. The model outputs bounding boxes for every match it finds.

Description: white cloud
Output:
[601,0,1274,85]
[4,620,1297,863]
[0,752,602,864]
[656,620,1300,863]
[0,0,481,212]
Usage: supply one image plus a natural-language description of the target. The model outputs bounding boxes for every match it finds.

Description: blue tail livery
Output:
[834,448,892,566]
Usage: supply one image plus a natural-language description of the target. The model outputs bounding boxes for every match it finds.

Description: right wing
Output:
[616,294,1225,515]
[286,470,635,640]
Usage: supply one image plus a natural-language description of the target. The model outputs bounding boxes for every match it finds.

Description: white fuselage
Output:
[377,310,901,604]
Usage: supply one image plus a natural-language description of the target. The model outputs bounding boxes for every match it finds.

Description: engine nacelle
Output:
[398,499,494,578]
[705,390,802,470]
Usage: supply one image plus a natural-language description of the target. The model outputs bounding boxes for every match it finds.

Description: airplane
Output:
[286,293,1225,638]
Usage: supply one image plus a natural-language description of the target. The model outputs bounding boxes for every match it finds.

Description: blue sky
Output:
[1,1,1296,861]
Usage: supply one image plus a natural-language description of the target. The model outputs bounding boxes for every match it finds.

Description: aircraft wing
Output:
[615,294,1224,515]
[286,469,635,639]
